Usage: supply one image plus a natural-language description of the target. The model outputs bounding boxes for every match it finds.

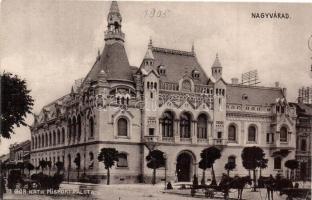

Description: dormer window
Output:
[192,70,200,79]
[158,65,166,76]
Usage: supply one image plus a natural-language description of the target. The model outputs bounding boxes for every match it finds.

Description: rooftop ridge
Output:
[152,46,195,57]
[228,83,283,91]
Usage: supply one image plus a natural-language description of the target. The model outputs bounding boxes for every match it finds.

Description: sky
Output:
[1,0,312,155]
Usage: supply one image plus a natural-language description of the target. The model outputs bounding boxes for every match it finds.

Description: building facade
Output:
[30,1,297,183]
[298,86,312,104]
[290,98,312,181]
[8,140,31,164]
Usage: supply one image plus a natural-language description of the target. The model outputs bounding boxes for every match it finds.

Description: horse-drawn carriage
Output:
[281,188,311,200]
[258,176,311,200]
[191,175,252,200]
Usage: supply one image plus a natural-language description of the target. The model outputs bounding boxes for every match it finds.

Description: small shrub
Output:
[167,181,173,190]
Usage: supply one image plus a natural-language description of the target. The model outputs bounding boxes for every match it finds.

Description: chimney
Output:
[231,78,239,84]
[275,82,280,87]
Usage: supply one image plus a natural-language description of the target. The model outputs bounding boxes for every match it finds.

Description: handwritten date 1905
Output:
[144,8,170,18]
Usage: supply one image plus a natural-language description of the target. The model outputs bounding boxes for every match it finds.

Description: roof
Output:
[84,42,133,83]
[212,54,222,68]
[227,84,284,105]
[150,46,209,84]
[144,48,154,60]
[109,1,120,14]
[290,102,312,116]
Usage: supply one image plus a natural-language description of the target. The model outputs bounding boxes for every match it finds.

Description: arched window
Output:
[68,119,71,143]
[274,157,281,169]
[41,133,45,147]
[117,153,128,168]
[180,112,191,138]
[53,131,56,145]
[280,127,288,142]
[89,152,94,169]
[228,155,236,165]
[182,80,192,92]
[197,114,207,139]
[228,124,236,141]
[38,135,41,148]
[161,111,174,137]
[67,154,71,169]
[77,115,81,141]
[62,128,65,144]
[89,117,94,137]
[117,118,128,136]
[248,125,256,142]
[72,117,76,142]
[57,129,60,144]
[45,133,48,147]
[49,132,52,146]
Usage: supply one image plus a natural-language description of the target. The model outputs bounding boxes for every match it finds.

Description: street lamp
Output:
[163,153,167,190]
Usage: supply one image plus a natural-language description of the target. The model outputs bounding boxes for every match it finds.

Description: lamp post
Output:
[0,159,3,200]
[163,153,167,190]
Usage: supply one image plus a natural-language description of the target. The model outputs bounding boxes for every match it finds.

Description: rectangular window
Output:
[266,133,270,143]
[149,128,154,136]
[217,132,222,139]
[274,157,281,169]
[301,139,307,151]
[117,154,128,168]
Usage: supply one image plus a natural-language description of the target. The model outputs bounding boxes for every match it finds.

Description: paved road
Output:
[3,183,310,200]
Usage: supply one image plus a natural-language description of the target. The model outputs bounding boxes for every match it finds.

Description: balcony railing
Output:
[197,138,208,143]
[162,137,174,143]
[213,138,227,146]
[180,138,192,143]
[143,135,159,143]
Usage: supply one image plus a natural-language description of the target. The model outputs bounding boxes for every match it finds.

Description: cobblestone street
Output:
[3,182,311,200]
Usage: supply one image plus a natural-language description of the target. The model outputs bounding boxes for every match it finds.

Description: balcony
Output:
[197,138,208,144]
[143,135,159,143]
[162,137,174,143]
[143,135,159,151]
[213,138,227,146]
[180,138,192,144]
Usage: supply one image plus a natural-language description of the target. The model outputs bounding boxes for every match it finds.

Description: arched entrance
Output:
[176,151,195,182]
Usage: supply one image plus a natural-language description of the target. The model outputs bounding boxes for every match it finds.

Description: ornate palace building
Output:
[290,97,312,181]
[30,1,297,183]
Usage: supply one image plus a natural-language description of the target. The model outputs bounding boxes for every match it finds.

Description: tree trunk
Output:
[49,168,50,176]
[253,169,257,191]
[67,167,70,182]
[211,165,217,186]
[77,168,80,180]
[152,169,156,185]
[201,170,206,185]
[248,170,251,177]
[107,168,110,185]
[259,168,262,177]
[227,169,230,176]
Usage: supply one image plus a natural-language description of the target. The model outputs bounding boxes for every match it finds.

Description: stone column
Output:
[192,120,197,144]
[174,119,180,143]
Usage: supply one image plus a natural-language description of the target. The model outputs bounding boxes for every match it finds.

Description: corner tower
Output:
[211,54,222,80]
[105,1,125,44]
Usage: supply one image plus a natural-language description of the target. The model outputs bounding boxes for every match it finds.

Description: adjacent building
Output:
[30,1,297,183]
[8,140,31,164]
[298,86,312,104]
[290,97,312,181]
